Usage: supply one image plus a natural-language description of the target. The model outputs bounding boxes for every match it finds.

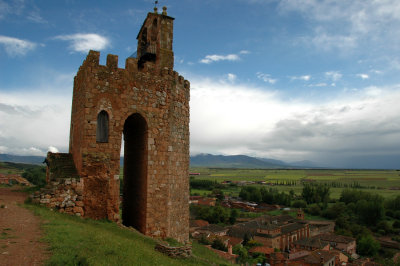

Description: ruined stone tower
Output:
[68,7,190,242]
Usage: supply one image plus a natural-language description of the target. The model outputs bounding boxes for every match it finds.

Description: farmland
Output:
[189,168,400,199]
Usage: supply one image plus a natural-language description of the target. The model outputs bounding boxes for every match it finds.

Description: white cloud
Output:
[0,71,73,156]
[0,0,46,23]
[54,33,110,53]
[48,146,59,153]
[27,8,47,24]
[325,71,342,82]
[291,75,311,81]
[190,75,400,166]
[0,93,71,156]
[371,70,383,75]
[0,35,36,56]
[226,73,237,83]
[2,70,400,167]
[200,53,240,64]
[28,147,43,156]
[279,0,400,54]
[309,83,327,87]
[199,50,249,64]
[256,72,277,84]
[311,30,357,51]
[357,73,369,80]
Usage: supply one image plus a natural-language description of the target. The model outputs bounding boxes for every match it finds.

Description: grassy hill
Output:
[24,203,232,265]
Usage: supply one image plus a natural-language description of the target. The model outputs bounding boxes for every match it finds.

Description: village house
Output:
[220,235,243,248]
[225,214,310,251]
[307,220,335,237]
[296,250,336,266]
[249,246,276,263]
[248,245,274,257]
[204,244,238,264]
[293,237,330,251]
[318,233,356,255]
[255,221,310,251]
[191,224,228,238]
[330,250,349,265]
[189,196,216,206]
[269,252,289,266]
[189,219,209,236]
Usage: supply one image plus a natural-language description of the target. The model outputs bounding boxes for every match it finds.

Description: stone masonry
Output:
[32,178,84,217]
[44,7,190,243]
[32,152,84,216]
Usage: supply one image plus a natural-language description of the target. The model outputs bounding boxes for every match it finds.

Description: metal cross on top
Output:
[154,1,159,8]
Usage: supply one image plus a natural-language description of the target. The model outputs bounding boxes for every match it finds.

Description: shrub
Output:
[22,166,46,187]
[198,235,211,245]
[357,235,380,256]
[211,238,227,252]
[393,220,400,229]
[292,200,307,209]
[306,204,321,216]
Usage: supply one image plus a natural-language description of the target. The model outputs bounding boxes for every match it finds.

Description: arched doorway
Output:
[122,113,148,233]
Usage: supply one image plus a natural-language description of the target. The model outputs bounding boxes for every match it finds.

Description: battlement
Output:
[81,50,189,89]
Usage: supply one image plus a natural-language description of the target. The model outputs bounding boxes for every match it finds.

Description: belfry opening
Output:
[122,113,148,233]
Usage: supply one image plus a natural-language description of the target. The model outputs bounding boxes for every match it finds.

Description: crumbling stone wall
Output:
[67,8,190,243]
[154,243,192,258]
[32,178,84,216]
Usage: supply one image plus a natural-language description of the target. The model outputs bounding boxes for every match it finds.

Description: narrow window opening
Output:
[151,18,158,41]
[96,110,109,143]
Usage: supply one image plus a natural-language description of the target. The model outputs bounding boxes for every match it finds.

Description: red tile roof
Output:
[249,246,274,255]
[191,219,209,228]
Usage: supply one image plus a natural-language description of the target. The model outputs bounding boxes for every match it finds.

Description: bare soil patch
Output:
[0,186,49,266]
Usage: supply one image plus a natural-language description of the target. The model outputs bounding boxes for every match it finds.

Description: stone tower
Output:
[68,7,190,242]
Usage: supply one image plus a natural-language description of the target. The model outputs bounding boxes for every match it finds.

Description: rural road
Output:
[0,187,49,266]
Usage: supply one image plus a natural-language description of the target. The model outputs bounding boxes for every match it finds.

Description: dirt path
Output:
[0,187,49,266]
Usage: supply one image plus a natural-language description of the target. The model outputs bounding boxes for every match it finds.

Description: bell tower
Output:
[137,6,174,71]
[64,5,190,243]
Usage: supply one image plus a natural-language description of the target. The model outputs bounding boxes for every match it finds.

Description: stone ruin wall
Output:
[31,178,85,217]
[68,50,190,242]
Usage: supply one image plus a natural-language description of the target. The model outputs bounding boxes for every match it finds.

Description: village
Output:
[189,192,397,266]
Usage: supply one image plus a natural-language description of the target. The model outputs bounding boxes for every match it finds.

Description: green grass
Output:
[24,204,233,266]
[0,161,29,175]
[190,168,400,199]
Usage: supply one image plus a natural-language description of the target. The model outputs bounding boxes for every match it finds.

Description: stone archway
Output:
[122,113,148,233]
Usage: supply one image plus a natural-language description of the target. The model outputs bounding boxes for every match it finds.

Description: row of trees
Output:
[190,205,238,225]
[239,186,293,206]
[301,183,330,204]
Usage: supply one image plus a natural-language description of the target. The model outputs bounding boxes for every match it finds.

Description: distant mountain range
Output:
[190,154,323,169]
[0,154,45,165]
[0,153,322,169]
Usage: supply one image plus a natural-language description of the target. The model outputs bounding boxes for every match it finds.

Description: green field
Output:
[190,168,400,199]
[0,161,26,175]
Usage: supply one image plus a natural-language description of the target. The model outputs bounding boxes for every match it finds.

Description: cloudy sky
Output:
[1,0,400,169]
